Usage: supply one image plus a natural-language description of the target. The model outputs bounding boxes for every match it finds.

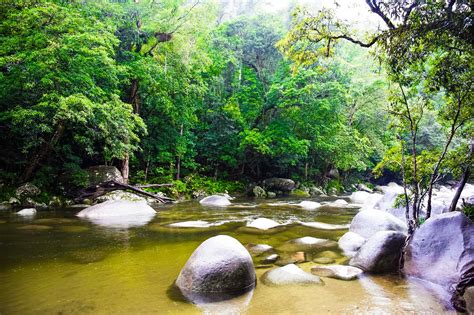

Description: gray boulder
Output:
[338,231,366,258]
[176,235,256,303]
[464,286,474,315]
[86,165,124,186]
[246,244,273,256]
[350,230,406,273]
[15,183,41,199]
[403,212,473,292]
[261,264,323,286]
[349,209,407,239]
[311,265,363,280]
[262,178,296,192]
[308,186,324,196]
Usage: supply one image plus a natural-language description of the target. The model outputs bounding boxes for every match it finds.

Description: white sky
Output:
[226,0,384,31]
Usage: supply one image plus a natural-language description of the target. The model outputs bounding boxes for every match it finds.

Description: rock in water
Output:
[252,186,267,198]
[403,212,474,294]
[176,235,256,303]
[246,218,281,230]
[278,237,337,252]
[199,195,231,207]
[76,200,156,218]
[297,201,321,210]
[350,230,406,273]
[261,264,323,286]
[338,231,366,258]
[349,209,407,239]
[17,208,37,216]
[311,265,363,280]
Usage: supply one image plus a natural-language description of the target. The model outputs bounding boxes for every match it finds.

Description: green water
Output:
[0,197,453,314]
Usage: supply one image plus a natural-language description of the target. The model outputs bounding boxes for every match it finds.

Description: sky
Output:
[218,0,384,31]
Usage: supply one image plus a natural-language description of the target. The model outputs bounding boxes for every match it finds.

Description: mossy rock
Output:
[289,189,310,197]
[17,224,53,231]
[59,225,90,233]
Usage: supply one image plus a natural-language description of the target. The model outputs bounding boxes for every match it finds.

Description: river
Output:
[0,196,454,314]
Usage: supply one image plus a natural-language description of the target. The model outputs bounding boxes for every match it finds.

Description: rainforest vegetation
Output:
[0,0,472,216]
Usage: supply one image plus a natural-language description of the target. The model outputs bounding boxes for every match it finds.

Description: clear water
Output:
[0,196,454,314]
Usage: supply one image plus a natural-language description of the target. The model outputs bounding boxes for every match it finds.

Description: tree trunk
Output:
[175,124,184,181]
[121,153,129,185]
[22,122,65,182]
[304,162,308,180]
[449,138,473,212]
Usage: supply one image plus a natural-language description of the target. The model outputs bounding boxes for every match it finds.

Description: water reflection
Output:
[80,213,156,229]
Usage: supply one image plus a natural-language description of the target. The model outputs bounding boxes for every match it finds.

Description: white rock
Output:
[169,220,216,228]
[338,231,366,258]
[199,195,231,207]
[332,199,348,206]
[246,244,273,255]
[17,208,37,216]
[300,221,349,230]
[349,209,407,239]
[297,201,321,210]
[261,264,323,286]
[246,218,281,230]
[311,265,363,280]
[350,191,383,210]
[76,200,156,218]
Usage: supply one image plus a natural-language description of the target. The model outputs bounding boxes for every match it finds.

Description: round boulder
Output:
[349,209,407,239]
[76,200,156,218]
[17,208,37,216]
[349,230,406,273]
[176,235,256,303]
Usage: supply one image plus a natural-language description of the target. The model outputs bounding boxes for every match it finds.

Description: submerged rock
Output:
[311,265,363,280]
[261,254,279,264]
[297,201,321,210]
[176,235,256,303]
[350,230,406,273]
[246,244,273,256]
[246,218,281,230]
[16,208,37,216]
[349,209,407,239]
[168,220,224,228]
[300,221,349,230]
[403,212,474,295]
[338,231,366,258]
[312,257,335,264]
[199,195,231,207]
[332,199,348,206]
[275,251,306,266]
[278,237,337,252]
[261,264,323,286]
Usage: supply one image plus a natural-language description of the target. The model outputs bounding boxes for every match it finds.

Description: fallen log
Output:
[75,180,174,204]
[135,183,174,188]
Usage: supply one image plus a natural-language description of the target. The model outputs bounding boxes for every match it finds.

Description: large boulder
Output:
[76,200,155,218]
[349,209,407,239]
[350,191,383,210]
[261,264,323,286]
[176,235,256,303]
[86,165,124,186]
[350,230,406,273]
[262,178,296,192]
[374,182,404,211]
[16,208,37,216]
[403,212,473,293]
[297,201,321,210]
[199,195,231,207]
[338,231,366,257]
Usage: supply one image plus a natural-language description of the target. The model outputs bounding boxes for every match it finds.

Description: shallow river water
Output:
[0,196,455,314]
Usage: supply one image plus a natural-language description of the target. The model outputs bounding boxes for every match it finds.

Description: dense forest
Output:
[0,0,472,214]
